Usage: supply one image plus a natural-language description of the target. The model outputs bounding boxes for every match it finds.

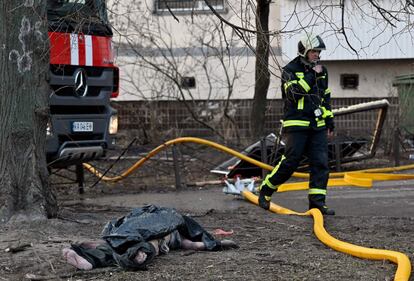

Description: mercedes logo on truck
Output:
[74,68,88,97]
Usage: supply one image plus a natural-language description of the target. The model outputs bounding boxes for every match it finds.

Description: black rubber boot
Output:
[319,206,335,216]
[258,184,275,210]
[309,194,335,216]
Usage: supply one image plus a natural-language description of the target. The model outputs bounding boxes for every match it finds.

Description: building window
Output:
[181,76,196,89]
[154,0,225,14]
[340,74,359,89]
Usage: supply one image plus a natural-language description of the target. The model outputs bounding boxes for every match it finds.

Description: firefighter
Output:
[258,33,335,215]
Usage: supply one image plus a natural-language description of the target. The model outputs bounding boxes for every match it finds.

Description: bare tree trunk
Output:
[250,0,270,140]
[0,1,57,222]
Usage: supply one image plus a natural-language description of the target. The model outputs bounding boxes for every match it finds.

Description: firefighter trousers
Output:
[265,128,329,207]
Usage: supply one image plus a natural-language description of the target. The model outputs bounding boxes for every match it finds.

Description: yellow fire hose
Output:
[83,137,413,280]
[83,137,414,184]
[242,191,412,281]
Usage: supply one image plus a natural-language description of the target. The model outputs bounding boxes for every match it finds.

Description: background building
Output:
[280,0,414,99]
[109,0,412,147]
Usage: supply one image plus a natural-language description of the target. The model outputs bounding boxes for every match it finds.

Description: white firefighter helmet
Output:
[297,34,326,57]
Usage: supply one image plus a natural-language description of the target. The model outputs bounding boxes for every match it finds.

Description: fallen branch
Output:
[5,243,33,253]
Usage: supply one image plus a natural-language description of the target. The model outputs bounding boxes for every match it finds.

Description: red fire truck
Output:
[46,0,118,187]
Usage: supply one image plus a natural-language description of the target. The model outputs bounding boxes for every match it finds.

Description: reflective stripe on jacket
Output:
[280,56,334,131]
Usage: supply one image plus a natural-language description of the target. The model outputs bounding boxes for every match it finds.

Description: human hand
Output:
[134,251,147,264]
[312,64,323,73]
[327,129,334,139]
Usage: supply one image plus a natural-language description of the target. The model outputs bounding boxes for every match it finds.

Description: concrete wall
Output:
[323,59,414,98]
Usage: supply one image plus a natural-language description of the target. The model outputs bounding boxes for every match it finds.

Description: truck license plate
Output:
[72,121,93,132]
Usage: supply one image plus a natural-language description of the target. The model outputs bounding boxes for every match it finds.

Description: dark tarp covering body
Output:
[93,205,222,269]
[102,205,185,252]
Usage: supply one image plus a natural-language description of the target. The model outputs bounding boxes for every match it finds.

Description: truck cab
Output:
[46,0,119,169]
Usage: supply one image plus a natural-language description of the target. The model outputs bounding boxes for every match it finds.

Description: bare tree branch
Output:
[203,0,257,33]
[340,0,358,56]
[367,0,398,27]
[161,0,180,23]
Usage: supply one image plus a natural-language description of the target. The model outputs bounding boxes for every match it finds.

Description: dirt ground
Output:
[1,147,414,281]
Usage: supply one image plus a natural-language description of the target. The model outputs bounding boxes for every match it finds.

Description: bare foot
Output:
[62,248,93,270]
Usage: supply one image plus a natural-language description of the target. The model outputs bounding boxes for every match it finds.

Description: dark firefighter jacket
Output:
[281,56,334,132]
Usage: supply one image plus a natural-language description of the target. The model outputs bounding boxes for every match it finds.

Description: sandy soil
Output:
[1,150,413,281]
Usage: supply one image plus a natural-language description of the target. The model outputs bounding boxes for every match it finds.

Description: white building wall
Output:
[108,0,282,101]
[108,0,413,101]
[278,0,414,98]
[280,0,414,61]
[325,60,414,98]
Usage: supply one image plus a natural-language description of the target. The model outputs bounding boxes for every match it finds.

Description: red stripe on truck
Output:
[49,32,71,65]
[48,32,114,67]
